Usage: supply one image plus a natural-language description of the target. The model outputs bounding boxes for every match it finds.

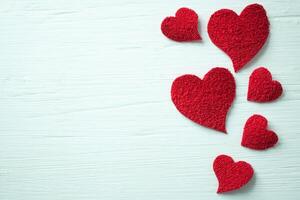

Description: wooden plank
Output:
[0,0,300,199]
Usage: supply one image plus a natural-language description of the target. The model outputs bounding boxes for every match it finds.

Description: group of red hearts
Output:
[161,4,283,193]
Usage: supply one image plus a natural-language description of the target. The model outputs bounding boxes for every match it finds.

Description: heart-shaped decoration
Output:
[161,7,201,42]
[242,114,278,150]
[171,67,235,133]
[248,67,283,102]
[213,155,254,193]
[208,4,269,72]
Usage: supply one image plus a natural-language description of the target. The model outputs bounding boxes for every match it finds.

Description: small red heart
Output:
[213,155,254,193]
[242,114,278,150]
[247,67,283,102]
[208,4,269,72]
[171,67,235,133]
[161,7,201,42]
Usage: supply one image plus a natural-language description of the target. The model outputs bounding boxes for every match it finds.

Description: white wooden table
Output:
[0,0,300,199]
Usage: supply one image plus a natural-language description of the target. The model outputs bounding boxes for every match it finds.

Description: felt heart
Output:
[242,114,278,150]
[248,67,283,102]
[213,154,254,193]
[171,67,235,133]
[161,7,201,42]
[208,4,269,72]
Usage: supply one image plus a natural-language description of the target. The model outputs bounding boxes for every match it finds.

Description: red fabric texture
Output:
[171,67,235,133]
[207,4,269,72]
[242,114,278,150]
[213,155,254,193]
[161,7,201,42]
[248,67,283,102]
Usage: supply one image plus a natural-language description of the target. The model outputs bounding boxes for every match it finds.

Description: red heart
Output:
[171,67,235,133]
[248,67,283,102]
[213,155,254,193]
[242,114,278,150]
[161,7,201,42]
[208,4,269,72]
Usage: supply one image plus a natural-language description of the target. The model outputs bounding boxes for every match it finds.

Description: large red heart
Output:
[161,7,201,42]
[242,114,278,150]
[213,155,254,193]
[248,67,283,102]
[171,67,235,133]
[208,4,269,72]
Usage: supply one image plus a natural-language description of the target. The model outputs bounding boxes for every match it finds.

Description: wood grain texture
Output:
[0,0,300,199]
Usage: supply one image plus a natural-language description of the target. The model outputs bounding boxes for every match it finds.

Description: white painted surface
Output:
[0,0,300,199]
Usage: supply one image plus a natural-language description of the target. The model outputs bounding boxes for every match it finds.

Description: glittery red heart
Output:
[213,155,254,193]
[161,7,201,42]
[171,68,235,133]
[242,114,278,150]
[248,67,283,102]
[208,4,269,72]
